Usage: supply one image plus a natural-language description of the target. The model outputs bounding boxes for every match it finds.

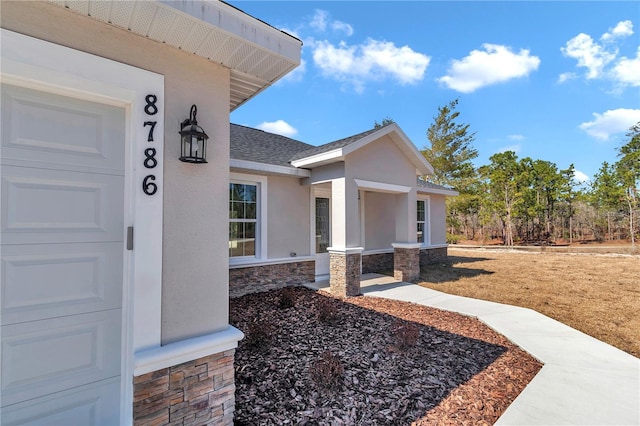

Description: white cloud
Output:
[497,144,521,154]
[612,47,640,87]
[579,108,640,140]
[601,20,634,42]
[256,120,298,137]
[557,72,577,84]
[437,44,540,93]
[561,33,616,79]
[573,170,590,184]
[313,38,430,93]
[507,134,525,141]
[561,20,638,88]
[332,20,354,37]
[308,10,353,37]
[309,9,328,32]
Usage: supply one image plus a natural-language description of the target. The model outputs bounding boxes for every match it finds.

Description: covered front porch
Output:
[310,176,423,298]
[291,122,448,298]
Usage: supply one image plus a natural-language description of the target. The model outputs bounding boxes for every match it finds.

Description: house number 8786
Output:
[142,94,158,196]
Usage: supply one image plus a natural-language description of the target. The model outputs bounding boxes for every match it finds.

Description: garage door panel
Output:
[1,377,120,426]
[1,84,125,173]
[1,310,121,407]
[1,242,123,325]
[1,166,124,245]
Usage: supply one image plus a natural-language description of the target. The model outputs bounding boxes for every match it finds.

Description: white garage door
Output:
[1,84,125,425]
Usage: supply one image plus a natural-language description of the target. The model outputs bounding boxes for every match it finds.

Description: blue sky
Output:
[229,1,640,184]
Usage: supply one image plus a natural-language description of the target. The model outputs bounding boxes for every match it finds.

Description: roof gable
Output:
[290,123,434,175]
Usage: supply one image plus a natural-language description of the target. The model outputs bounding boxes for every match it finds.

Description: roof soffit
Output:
[47,0,302,111]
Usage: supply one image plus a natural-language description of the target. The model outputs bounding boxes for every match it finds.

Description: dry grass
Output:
[418,248,640,358]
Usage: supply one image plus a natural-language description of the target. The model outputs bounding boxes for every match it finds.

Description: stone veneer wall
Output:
[329,252,361,297]
[361,252,394,274]
[393,247,420,283]
[133,350,236,425]
[419,247,448,268]
[229,260,315,298]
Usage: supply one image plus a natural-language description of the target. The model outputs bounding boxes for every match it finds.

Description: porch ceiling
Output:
[48,0,302,111]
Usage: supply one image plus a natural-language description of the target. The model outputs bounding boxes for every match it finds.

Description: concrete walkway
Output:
[307,274,640,425]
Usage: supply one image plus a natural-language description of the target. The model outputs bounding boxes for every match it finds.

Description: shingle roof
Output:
[230,124,314,167]
[231,122,392,166]
[288,124,388,162]
[417,178,457,193]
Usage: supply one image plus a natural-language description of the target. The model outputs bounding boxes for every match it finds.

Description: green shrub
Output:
[446,233,461,244]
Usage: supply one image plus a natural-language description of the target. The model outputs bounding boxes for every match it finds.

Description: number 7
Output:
[144,121,157,142]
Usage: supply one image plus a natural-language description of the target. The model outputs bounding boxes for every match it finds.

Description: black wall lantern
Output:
[179,104,208,163]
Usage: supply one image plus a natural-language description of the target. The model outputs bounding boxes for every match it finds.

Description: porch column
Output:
[328,177,362,296]
[392,243,422,282]
[328,247,363,297]
[393,190,420,282]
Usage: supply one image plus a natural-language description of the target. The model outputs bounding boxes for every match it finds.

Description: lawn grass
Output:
[418,248,640,358]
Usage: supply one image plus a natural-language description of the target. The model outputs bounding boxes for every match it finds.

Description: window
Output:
[229,183,257,257]
[417,199,429,244]
[315,197,330,253]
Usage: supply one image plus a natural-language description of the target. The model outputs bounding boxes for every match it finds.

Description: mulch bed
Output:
[230,287,542,425]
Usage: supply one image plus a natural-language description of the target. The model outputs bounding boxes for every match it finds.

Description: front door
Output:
[314,196,331,277]
[1,84,124,425]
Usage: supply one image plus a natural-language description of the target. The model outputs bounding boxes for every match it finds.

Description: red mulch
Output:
[230,287,542,425]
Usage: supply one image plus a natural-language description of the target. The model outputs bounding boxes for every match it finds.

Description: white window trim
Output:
[417,196,431,247]
[1,29,164,425]
[229,172,267,265]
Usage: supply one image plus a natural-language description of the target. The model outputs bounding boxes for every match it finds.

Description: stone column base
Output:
[133,349,236,425]
[392,243,422,283]
[328,247,363,297]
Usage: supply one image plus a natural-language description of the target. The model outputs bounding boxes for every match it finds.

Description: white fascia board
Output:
[354,179,412,194]
[158,0,301,63]
[417,186,459,196]
[230,159,310,177]
[290,149,344,168]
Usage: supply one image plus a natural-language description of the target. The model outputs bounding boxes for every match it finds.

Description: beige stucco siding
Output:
[363,192,396,250]
[346,135,417,185]
[2,1,231,344]
[267,176,311,258]
[429,194,448,245]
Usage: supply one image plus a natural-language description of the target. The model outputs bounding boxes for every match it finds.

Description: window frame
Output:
[417,196,431,246]
[229,173,267,264]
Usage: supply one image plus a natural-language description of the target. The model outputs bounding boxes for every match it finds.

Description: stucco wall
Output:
[267,175,311,258]
[1,1,230,344]
[429,194,448,245]
[346,135,417,185]
[363,191,396,250]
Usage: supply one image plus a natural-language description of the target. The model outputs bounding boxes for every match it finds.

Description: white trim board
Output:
[230,159,310,177]
[354,179,411,194]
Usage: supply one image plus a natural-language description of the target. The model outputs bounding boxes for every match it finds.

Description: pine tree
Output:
[422,98,478,189]
[616,122,640,247]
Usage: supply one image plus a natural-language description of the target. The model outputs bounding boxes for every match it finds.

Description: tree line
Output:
[420,99,639,247]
